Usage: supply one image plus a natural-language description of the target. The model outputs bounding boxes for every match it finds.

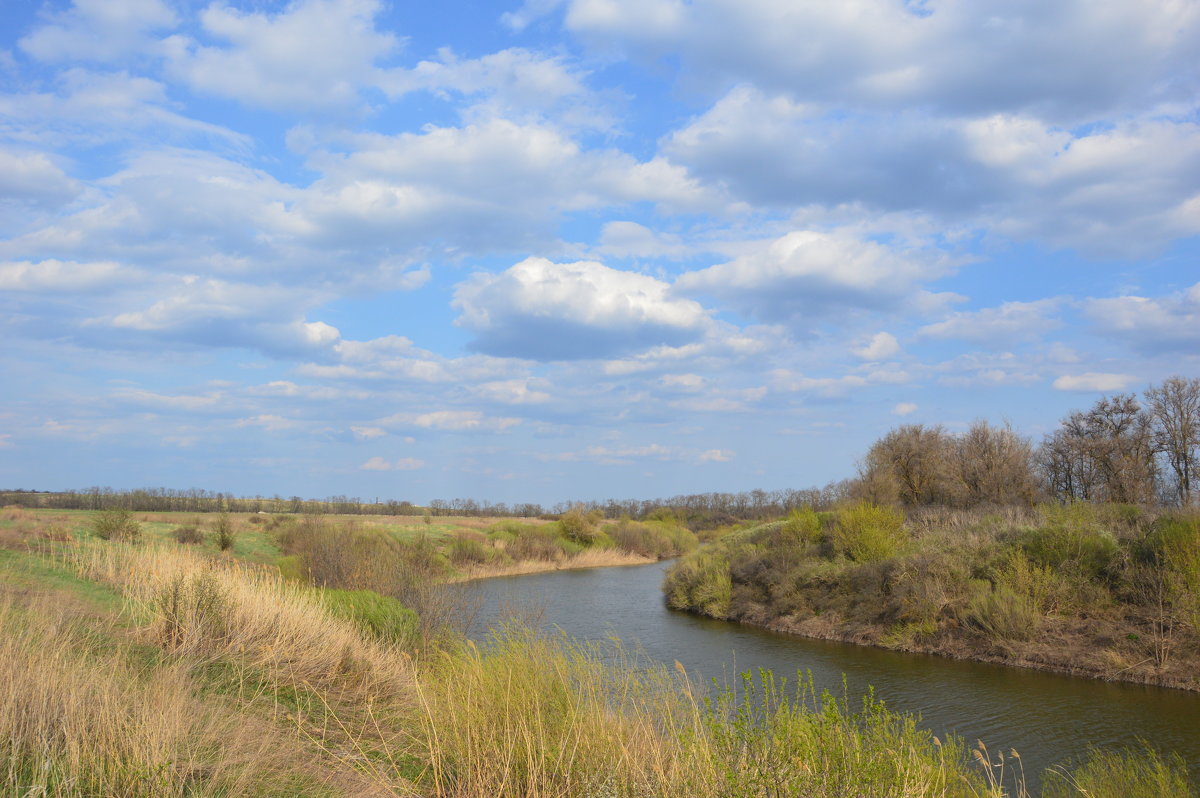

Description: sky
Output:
[1,0,1198,506]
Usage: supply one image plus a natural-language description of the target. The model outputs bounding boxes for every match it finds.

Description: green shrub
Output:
[664,551,732,618]
[831,503,906,562]
[558,507,602,545]
[91,508,141,542]
[212,513,236,552]
[962,581,1042,642]
[1022,515,1118,579]
[448,535,493,566]
[320,588,418,647]
[780,507,823,545]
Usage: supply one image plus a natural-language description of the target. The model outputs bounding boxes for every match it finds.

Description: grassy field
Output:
[0,505,1194,796]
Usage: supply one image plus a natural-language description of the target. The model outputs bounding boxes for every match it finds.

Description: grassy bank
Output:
[0,506,1194,796]
[664,503,1200,690]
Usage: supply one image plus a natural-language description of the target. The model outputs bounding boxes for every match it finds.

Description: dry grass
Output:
[450,547,654,582]
[64,542,414,700]
[0,592,374,797]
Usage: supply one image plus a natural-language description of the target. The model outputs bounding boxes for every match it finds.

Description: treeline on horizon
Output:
[4,375,1197,522]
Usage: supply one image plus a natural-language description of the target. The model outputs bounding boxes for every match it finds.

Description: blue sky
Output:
[1,0,1198,505]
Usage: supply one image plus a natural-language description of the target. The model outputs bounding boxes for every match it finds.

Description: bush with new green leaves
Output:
[91,508,141,542]
[830,502,906,562]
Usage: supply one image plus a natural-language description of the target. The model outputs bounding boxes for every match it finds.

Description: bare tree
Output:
[957,420,1037,506]
[1145,376,1200,506]
[1084,394,1158,504]
[860,424,961,506]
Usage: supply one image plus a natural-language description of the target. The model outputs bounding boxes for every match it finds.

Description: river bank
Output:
[663,503,1200,693]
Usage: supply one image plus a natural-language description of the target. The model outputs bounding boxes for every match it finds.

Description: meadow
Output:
[0,505,1193,796]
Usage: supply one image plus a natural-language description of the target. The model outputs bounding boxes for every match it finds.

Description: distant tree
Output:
[1145,376,1200,506]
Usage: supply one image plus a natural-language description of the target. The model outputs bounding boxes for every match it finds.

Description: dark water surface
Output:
[458,560,1200,788]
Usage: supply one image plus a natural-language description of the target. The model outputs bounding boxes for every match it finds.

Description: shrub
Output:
[507,525,569,561]
[171,523,204,545]
[558,507,603,545]
[320,588,418,647]
[212,513,236,552]
[779,507,823,545]
[91,508,141,542]
[448,535,493,567]
[609,519,698,558]
[831,502,906,562]
[663,551,732,618]
[962,581,1042,642]
[1022,507,1118,578]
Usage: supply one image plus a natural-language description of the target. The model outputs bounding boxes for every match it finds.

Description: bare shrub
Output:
[171,523,205,545]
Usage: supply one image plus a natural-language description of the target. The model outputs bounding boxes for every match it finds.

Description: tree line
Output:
[854,375,1200,508]
[5,375,1196,518]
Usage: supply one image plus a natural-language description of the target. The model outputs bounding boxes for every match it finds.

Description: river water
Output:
[458,560,1200,789]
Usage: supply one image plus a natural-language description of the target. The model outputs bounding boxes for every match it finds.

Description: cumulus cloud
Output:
[892,402,918,416]
[675,230,950,326]
[664,88,1200,254]
[162,0,397,111]
[853,332,900,361]
[1052,372,1138,392]
[379,47,587,112]
[453,256,710,359]
[557,0,1200,121]
[1085,283,1200,355]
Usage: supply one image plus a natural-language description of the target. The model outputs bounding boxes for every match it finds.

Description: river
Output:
[458,560,1200,790]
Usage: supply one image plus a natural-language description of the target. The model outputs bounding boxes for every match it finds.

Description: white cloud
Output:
[234,414,298,431]
[559,0,1200,122]
[474,379,552,405]
[697,448,734,463]
[918,299,1062,346]
[454,256,710,359]
[1086,283,1200,355]
[378,410,522,432]
[99,278,341,357]
[0,151,81,208]
[892,402,918,416]
[360,456,424,471]
[853,332,900,361]
[675,230,949,326]
[770,369,868,397]
[163,0,397,111]
[0,260,138,293]
[20,0,177,64]
[664,86,1200,255]
[379,47,586,110]
[595,221,690,259]
[1052,372,1137,392]
[352,426,387,440]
